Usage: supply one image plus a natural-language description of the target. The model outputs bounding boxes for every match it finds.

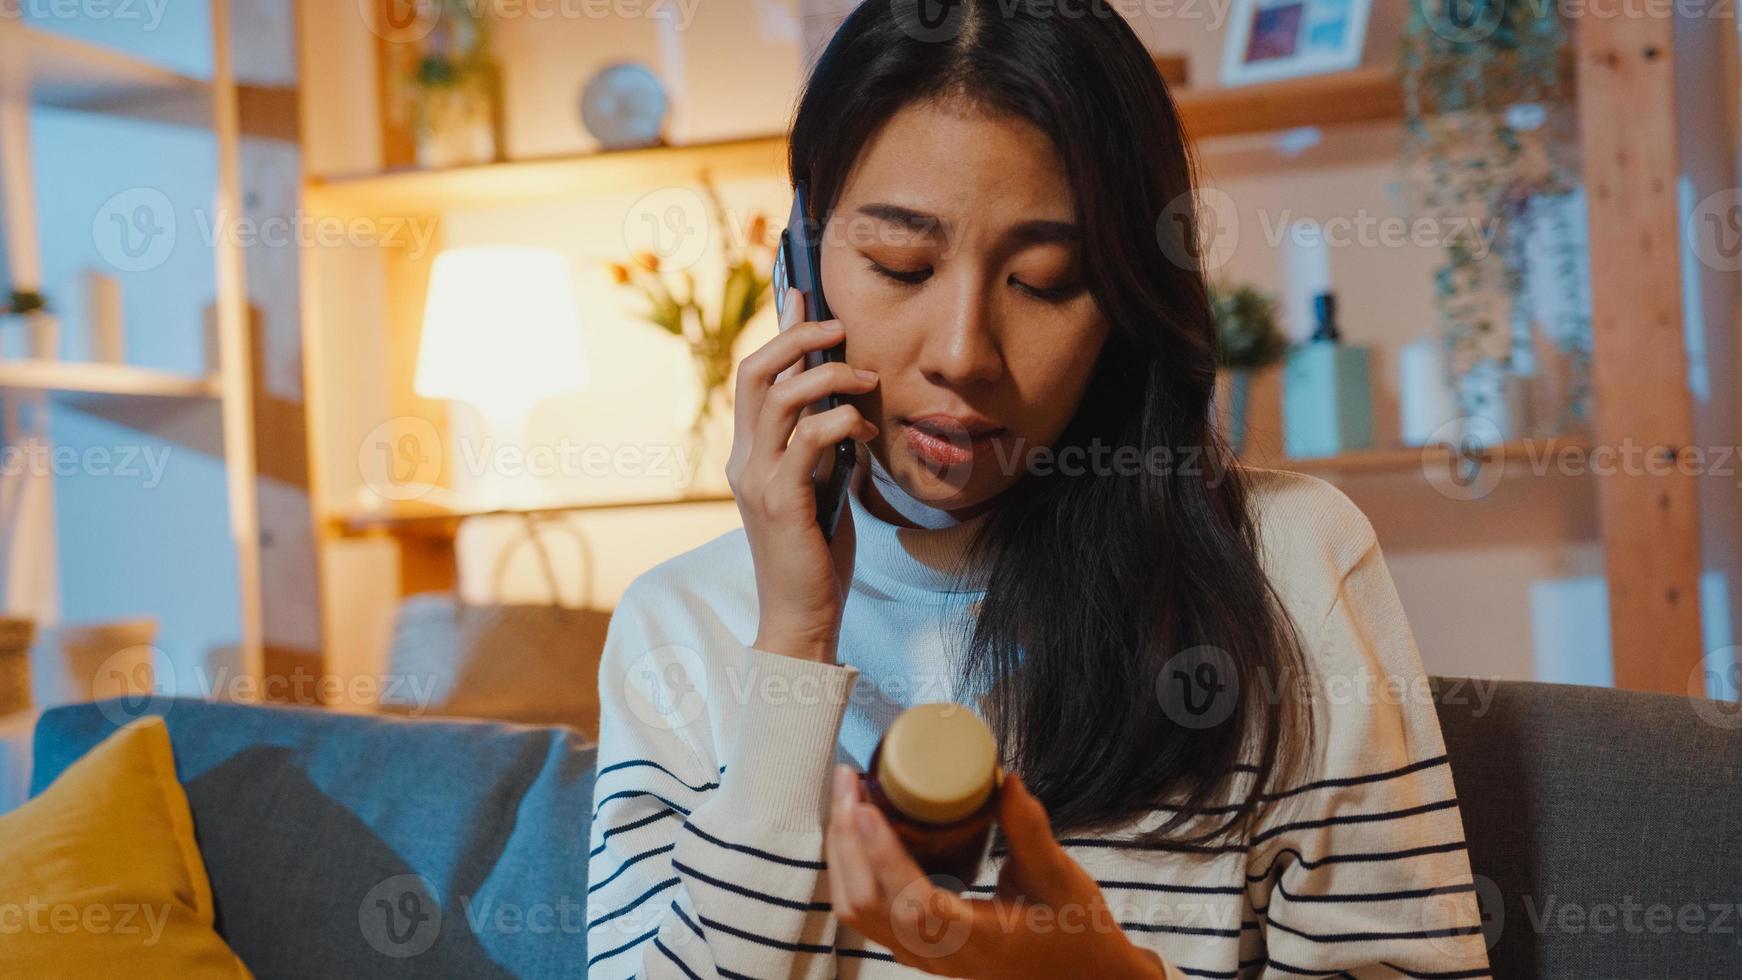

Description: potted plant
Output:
[608,171,778,475]
[0,289,56,360]
[406,0,502,168]
[1209,282,1287,454]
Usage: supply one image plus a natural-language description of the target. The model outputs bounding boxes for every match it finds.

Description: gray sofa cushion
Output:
[32,699,598,980]
[1433,677,1742,978]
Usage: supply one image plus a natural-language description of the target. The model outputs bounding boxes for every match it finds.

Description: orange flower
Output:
[608,263,631,284]
[633,251,660,272]
[747,213,768,248]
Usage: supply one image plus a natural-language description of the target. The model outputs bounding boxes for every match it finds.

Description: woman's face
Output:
[819,98,1110,517]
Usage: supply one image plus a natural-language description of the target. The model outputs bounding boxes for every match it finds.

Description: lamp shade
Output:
[415,246,589,419]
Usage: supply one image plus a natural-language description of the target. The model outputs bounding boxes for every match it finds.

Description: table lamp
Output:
[415,245,590,427]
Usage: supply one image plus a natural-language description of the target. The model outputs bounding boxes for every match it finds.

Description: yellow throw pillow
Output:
[0,716,252,978]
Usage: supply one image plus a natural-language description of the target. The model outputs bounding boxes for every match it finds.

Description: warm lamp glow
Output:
[415,246,589,420]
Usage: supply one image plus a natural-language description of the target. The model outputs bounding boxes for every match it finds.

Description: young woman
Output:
[586,1,1490,977]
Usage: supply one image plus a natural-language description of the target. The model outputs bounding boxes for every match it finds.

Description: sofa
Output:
[29,678,1742,978]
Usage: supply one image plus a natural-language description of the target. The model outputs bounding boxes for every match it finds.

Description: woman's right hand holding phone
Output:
[727,286,881,665]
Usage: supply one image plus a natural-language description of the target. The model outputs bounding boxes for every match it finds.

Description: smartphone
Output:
[773,180,857,543]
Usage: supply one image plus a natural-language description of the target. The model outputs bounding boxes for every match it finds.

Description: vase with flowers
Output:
[609,171,778,481]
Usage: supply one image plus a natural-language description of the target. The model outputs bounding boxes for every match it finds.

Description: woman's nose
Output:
[917,284,1004,388]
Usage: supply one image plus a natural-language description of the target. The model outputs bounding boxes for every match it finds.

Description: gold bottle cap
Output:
[877,703,999,824]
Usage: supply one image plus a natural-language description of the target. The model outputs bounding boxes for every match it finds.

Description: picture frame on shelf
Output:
[1220,0,1372,87]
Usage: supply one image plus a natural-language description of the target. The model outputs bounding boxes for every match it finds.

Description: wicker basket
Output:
[0,618,34,715]
[31,618,157,707]
[383,514,609,739]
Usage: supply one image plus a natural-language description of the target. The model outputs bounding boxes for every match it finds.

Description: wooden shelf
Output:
[305,133,790,218]
[333,492,738,539]
[1174,66,1405,140]
[0,19,210,121]
[302,67,1450,218]
[1257,438,1594,477]
[0,360,220,400]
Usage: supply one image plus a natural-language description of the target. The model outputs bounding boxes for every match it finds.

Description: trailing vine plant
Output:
[1399,0,1591,432]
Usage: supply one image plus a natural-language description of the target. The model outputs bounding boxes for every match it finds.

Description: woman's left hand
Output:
[825,765,1170,979]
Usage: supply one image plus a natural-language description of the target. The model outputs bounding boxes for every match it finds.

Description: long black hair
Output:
[789,0,1312,845]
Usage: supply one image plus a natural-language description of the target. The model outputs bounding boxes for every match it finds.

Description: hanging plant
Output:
[1399,0,1590,431]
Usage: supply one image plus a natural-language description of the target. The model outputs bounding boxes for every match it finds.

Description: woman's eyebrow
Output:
[854,202,1078,248]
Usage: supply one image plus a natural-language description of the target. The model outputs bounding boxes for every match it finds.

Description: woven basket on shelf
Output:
[384,514,611,740]
[0,618,34,715]
[31,618,157,708]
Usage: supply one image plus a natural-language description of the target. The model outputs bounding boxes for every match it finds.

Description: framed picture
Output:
[1220,0,1372,87]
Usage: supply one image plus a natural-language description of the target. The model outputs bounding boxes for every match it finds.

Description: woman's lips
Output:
[901,420,1005,468]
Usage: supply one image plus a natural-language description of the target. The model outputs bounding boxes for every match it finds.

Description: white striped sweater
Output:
[586,468,1492,979]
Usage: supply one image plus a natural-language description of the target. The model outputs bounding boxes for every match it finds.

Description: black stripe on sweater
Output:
[670,899,705,941]
[585,925,658,967]
[1250,797,1462,846]
[590,807,679,857]
[672,858,831,913]
[1266,914,1482,943]
[964,878,1245,897]
[838,947,897,961]
[587,876,679,929]
[653,936,705,980]
[597,757,721,793]
[1176,966,1238,979]
[682,821,826,869]
[993,838,1245,858]
[696,914,833,954]
[592,789,692,820]
[1247,839,1468,883]
[588,843,675,894]
[1264,755,1451,801]
[1275,877,1477,904]
[1121,920,1242,939]
[1383,963,1492,979]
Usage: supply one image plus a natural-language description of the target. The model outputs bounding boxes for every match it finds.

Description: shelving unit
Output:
[0,360,221,401]
[0,6,315,692]
[304,66,1456,219]
[298,15,1731,697]
[0,18,210,119]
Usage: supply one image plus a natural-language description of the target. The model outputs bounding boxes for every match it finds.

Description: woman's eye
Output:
[867,259,931,286]
[1012,276,1084,303]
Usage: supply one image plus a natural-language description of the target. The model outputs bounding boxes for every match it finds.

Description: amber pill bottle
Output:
[860,702,1004,890]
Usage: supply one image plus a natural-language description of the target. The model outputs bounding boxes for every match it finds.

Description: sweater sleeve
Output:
[1246,537,1493,979]
[585,583,858,978]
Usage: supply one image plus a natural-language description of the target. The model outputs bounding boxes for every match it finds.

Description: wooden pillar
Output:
[1575,20,1705,692]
